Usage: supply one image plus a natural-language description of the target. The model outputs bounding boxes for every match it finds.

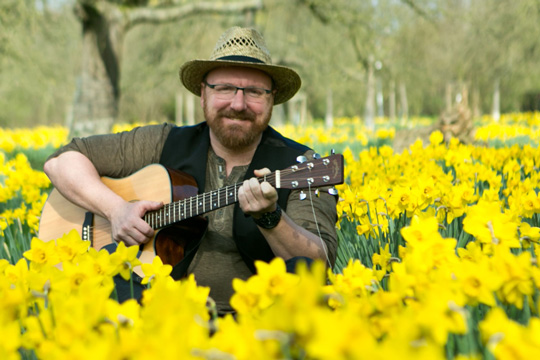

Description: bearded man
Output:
[43,27,338,316]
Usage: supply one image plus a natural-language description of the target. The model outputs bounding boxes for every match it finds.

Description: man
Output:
[44,27,338,315]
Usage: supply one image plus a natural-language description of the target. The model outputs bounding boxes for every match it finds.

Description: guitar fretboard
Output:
[144,175,276,230]
[142,153,343,229]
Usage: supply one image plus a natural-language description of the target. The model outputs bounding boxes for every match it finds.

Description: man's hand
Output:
[108,200,163,246]
[238,168,278,219]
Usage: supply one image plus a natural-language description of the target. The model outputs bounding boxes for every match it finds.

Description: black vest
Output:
[159,122,311,276]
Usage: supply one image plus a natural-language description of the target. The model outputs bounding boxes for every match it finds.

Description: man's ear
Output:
[200,83,206,107]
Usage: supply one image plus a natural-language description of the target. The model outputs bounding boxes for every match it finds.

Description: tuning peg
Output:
[315,189,320,197]
[313,153,321,159]
[331,149,336,155]
[296,155,307,163]
[299,191,307,200]
[328,187,339,196]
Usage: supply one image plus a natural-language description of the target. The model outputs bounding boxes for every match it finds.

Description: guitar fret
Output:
[201,194,204,213]
[213,190,219,209]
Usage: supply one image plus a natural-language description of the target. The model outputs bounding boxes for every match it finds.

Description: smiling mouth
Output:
[224,117,252,123]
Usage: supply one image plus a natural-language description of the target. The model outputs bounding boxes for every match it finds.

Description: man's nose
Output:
[230,89,248,111]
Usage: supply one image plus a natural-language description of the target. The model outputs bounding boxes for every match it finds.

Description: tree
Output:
[0,0,79,127]
[70,0,262,136]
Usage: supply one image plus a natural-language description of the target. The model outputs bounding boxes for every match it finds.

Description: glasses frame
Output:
[203,80,273,102]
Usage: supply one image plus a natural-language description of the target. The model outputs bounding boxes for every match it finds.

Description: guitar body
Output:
[38,164,208,276]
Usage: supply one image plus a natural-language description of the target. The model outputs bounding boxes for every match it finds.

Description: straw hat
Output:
[179,27,301,105]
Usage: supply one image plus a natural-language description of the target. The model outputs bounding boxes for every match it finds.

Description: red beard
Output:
[204,105,272,151]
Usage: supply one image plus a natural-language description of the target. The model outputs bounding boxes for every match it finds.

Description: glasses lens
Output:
[207,83,269,103]
[245,88,267,98]
[213,85,236,97]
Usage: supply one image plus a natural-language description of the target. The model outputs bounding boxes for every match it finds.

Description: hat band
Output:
[217,55,266,64]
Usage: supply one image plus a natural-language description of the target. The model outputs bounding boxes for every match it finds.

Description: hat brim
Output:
[179,59,301,105]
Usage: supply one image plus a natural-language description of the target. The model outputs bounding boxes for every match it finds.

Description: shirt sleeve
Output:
[284,150,339,267]
[47,123,174,178]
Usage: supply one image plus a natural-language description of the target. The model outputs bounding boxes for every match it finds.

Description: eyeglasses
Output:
[204,81,273,103]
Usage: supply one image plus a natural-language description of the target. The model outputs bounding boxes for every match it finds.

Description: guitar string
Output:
[160,166,308,225]
[84,163,327,232]
[307,182,331,267]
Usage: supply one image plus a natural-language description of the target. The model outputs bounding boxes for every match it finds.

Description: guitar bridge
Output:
[82,212,94,245]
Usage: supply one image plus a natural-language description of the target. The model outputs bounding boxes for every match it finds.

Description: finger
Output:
[238,180,255,210]
[114,220,148,245]
[111,201,159,244]
[260,181,278,201]
[253,167,271,177]
[248,177,264,198]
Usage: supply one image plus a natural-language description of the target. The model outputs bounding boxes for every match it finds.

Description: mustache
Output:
[218,109,256,121]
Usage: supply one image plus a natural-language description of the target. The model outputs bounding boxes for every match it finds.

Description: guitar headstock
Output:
[275,153,344,190]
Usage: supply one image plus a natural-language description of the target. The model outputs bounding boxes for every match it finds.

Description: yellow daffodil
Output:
[108,242,142,281]
[490,247,534,309]
[54,230,90,263]
[23,237,60,269]
[140,255,172,285]
[463,200,520,248]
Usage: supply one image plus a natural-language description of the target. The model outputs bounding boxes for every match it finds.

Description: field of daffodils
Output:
[1,113,540,359]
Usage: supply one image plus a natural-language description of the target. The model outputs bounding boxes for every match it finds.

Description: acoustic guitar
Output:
[38,154,344,276]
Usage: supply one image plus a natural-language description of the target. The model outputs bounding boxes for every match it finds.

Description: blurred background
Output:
[1,0,539,133]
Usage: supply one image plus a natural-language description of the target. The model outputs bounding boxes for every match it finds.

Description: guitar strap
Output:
[160,122,310,275]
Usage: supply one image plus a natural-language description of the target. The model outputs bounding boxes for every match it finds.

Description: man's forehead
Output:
[206,66,273,84]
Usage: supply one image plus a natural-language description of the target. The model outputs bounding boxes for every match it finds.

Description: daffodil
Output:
[54,230,90,263]
[108,242,141,281]
[452,258,501,306]
[463,200,520,248]
[23,237,60,268]
[372,244,392,280]
[140,256,172,285]
[519,221,540,248]
[491,247,534,309]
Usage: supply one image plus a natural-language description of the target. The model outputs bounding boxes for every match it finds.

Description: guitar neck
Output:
[143,153,344,230]
[144,175,274,230]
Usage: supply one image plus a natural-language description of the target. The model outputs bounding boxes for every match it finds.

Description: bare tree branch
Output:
[126,0,263,29]
[400,0,435,23]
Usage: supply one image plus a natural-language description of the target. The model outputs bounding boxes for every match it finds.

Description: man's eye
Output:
[215,85,235,93]
[246,88,265,97]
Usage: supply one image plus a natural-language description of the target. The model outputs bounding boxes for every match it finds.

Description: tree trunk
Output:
[399,82,408,121]
[376,77,384,118]
[71,3,123,136]
[445,82,453,112]
[471,87,481,118]
[70,0,263,136]
[325,88,333,128]
[185,92,196,126]
[492,78,500,122]
[389,80,396,122]
[364,60,375,131]
[175,91,183,125]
